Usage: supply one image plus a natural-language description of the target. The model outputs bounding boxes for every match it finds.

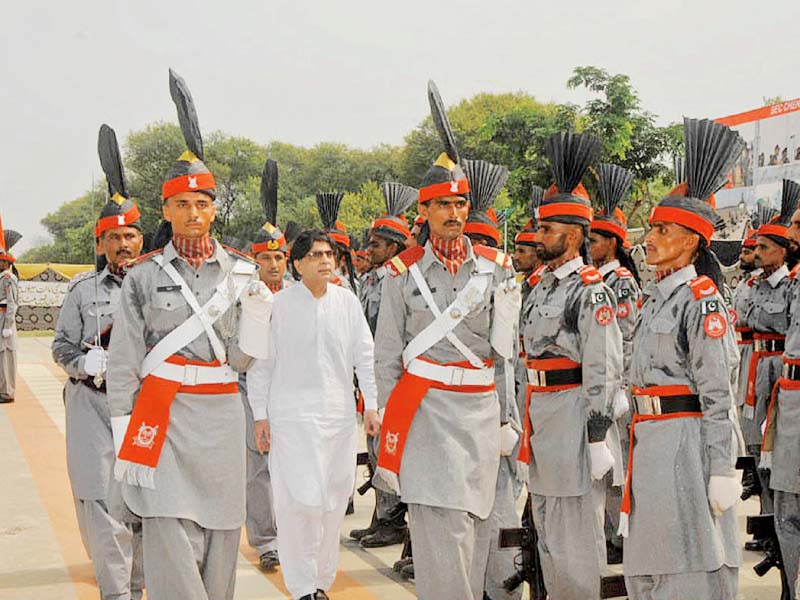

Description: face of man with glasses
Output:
[294,240,336,287]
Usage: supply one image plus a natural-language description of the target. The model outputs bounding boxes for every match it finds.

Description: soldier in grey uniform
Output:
[588,163,641,564]
[621,117,744,599]
[106,70,272,600]
[52,124,145,600]
[240,158,288,572]
[373,81,520,600]
[519,132,623,600]
[0,219,18,404]
[350,182,416,548]
[742,189,796,533]
[760,179,800,592]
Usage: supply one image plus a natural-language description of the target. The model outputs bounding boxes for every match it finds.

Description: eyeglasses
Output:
[304,250,335,260]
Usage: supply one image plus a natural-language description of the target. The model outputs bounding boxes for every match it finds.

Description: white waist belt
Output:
[150,362,238,386]
[405,357,494,387]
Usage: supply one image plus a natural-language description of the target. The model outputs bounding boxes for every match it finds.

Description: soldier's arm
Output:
[2,276,18,330]
[374,272,407,410]
[351,292,378,411]
[52,283,89,378]
[615,278,640,382]
[577,282,623,437]
[686,294,736,476]
[106,271,147,418]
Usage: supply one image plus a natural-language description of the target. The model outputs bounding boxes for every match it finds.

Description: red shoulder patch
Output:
[688,275,718,300]
[614,267,633,279]
[125,248,163,268]
[527,265,547,288]
[385,244,424,277]
[578,265,603,286]
[790,264,800,280]
[473,245,512,269]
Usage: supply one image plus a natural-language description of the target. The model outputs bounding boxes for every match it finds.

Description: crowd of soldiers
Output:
[1,70,799,600]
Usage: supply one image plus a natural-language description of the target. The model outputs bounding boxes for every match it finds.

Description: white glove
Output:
[612,389,630,420]
[84,347,107,377]
[110,415,131,456]
[490,279,522,359]
[1,328,12,338]
[708,475,742,516]
[759,451,772,470]
[239,281,273,360]
[500,423,519,457]
[589,440,615,481]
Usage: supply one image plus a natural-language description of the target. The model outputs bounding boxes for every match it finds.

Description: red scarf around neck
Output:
[429,235,468,276]
[173,235,214,269]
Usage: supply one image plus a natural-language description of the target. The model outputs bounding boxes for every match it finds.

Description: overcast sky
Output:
[2,0,798,254]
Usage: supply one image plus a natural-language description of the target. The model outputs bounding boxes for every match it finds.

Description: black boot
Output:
[349,506,378,540]
[400,560,414,579]
[346,497,355,515]
[258,550,279,572]
[360,520,407,548]
[606,541,623,565]
[393,556,413,572]
[315,590,330,600]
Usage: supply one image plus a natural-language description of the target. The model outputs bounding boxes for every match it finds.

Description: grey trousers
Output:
[74,498,144,600]
[530,481,607,600]
[367,434,403,519]
[244,446,277,555]
[0,348,15,399]
[605,479,623,550]
[141,517,240,600]
[625,565,738,599]
[408,503,486,600]
[775,490,800,594]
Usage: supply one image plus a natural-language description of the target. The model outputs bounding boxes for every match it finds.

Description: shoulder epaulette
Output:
[473,245,513,270]
[790,264,800,280]
[385,245,424,277]
[578,265,603,286]
[1,271,11,279]
[614,267,633,279]
[527,265,547,288]
[687,275,718,300]
[66,269,96,291]
[222,244,258,265]
[127,248,164,269]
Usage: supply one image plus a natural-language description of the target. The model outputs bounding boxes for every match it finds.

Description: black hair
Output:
[593,229,641,283]
[579,224,592,265]
[288,229,333,281]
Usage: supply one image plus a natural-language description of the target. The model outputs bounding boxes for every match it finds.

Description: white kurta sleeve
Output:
[246,357,274,420]
[351,294,378,411]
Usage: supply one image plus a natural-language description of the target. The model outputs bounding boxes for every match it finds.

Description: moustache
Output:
[444,219,461,226]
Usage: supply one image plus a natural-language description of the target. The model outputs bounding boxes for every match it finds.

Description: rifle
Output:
[356,451,373,495]
[737,455,762,501]
[747,514,792,599]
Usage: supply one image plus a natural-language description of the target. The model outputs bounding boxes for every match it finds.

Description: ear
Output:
[419,203,429,219]
[162,200,172,223]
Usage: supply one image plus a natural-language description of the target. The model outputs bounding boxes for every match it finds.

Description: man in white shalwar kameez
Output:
[248,229,380,600]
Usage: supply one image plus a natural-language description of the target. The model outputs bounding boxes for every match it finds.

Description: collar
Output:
[597,259,620,277]
[420,237,476,273]
[655,264,697,299]
[548,256,585,281]
[163,238,223,266]
[764,264,789,288]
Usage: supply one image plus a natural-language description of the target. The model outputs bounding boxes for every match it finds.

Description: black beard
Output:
[740,261,756,272]
[535,234,568,261]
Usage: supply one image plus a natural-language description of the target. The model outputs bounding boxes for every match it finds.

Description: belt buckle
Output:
[636,395,662,415]
[449,367,465,386]
[735,330,742,343]
[183,365,199,386]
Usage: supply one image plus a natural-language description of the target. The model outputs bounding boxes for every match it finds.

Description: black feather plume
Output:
[427,80,459,164]
[284,221,301,244]
[97,124,128,198]
[381,182,417,217]
[3,230,21,251]
[169,68,204,160]
[463,159,509,213]
[260,159,279,225]
[530,185,544,214]
[752,205,779,230]
[683,118,745,202]
[544,132,600,195]
[780,179,800,225]
[673,155,685,187]
[315,192,345,231]
[596,164,634,215]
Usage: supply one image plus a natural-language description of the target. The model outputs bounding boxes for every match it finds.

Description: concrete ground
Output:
[0,335,785,599]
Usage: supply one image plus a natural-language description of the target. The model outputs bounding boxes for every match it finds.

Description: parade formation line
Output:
[0,337,416,600]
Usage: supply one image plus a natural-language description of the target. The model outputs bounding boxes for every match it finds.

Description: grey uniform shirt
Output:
[625,265,740,575]
[359,266,385,336]
[521,257,623,497]
[374,239,512,518]
[0,269,18,351]
[731,270,761,410]
[53,267,122,499]
[598,259,641,379]
[107,240,257,530]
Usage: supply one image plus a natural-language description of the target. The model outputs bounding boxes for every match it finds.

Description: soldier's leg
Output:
[0,348,15,399]
[477,464,522,600]
[245,446,278,556]
[407,503,478,600]
[129,521,144,600]
[199,527,241,600]
[142,516,210,599]
[75,499,136,600]
[774,490,800,592]
[624,566,738,600]
[530,492,603,600]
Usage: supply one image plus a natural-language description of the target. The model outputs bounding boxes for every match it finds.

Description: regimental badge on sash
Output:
[385,431,399,455]
[133,422,159,450]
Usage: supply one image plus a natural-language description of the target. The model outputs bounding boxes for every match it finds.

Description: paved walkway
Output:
[0,336,784,599]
